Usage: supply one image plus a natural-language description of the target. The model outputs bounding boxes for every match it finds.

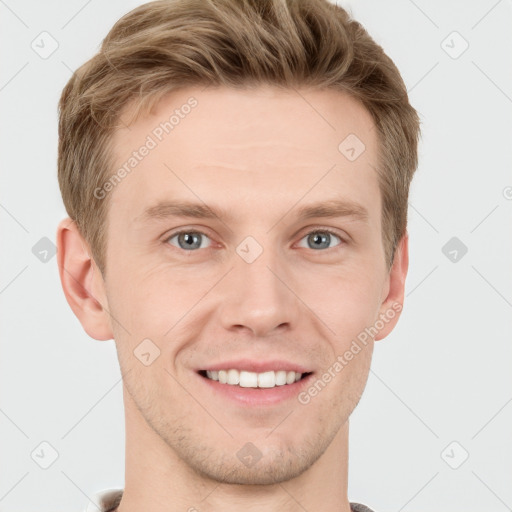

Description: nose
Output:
[218,243,301,338]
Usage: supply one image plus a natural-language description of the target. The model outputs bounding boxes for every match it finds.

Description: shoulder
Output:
[350,502,377,512]
[83,489,123,512]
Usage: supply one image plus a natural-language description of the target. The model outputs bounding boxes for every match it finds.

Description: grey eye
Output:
[167,231,211,251]
[298,231,342,250]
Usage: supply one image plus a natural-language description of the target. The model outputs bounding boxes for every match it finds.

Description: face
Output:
[88,85,405,484]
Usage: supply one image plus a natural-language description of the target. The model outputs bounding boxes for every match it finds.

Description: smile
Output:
[200,369,312,388]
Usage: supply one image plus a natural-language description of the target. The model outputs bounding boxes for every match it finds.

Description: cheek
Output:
[106,260,191,334]
[106,244,386,350]
[297,263,384,339]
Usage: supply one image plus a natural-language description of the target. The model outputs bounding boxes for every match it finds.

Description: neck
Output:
[116,386,352,512]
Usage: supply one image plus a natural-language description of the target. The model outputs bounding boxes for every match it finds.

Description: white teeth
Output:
[227,369,240,385]
[204,369,306,388]
[239,371,258,387]
[258,371,275,388]
[275,370,287,386]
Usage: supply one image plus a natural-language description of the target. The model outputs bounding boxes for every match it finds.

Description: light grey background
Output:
[0,0,511,511]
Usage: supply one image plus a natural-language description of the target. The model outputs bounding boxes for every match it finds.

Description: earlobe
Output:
[374,232,409,341]
[56,218,113,341]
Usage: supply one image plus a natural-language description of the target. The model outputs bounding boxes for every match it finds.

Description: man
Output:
[56,0,420,511]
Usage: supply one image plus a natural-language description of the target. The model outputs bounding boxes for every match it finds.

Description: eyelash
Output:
[164,227,346,253]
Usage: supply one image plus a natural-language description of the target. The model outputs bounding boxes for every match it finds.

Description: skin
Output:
[57,85,408,512]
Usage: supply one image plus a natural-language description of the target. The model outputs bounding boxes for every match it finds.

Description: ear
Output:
[374,232,409,341]
[56,218,113,341]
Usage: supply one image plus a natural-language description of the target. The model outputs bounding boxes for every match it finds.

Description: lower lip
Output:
[197,372,315,406]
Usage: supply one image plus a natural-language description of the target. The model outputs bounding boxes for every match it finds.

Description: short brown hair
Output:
[58,0,420,274]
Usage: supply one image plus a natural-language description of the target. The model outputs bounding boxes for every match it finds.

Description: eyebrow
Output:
[136,199,369,224]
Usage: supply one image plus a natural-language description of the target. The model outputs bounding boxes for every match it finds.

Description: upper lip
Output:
[198,359,313,374]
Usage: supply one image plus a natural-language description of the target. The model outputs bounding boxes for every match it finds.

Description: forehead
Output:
[108,85,380,223]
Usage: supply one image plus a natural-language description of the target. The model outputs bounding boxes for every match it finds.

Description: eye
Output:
[166,230,212,251]
[297,229,343,251]
[164,228,344,253]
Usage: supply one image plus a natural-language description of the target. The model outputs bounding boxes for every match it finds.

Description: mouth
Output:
[196,368,315,406]
[193,359,315,406]
[197,369,313,389]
